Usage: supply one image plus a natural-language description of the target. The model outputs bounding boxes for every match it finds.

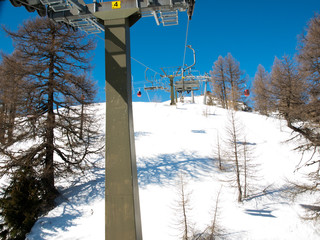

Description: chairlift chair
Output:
[244,89,250,97]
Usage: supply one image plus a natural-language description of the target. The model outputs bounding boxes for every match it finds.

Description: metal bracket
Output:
[42,0,195,33]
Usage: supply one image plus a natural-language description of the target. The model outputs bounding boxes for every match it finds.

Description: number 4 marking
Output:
[112,1,121,9]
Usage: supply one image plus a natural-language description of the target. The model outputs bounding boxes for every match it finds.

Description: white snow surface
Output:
[25,97,320,239]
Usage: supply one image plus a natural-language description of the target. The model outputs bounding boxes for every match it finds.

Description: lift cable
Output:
[182,17,190,77]
[92,36,161,76]
[131,57,161,75]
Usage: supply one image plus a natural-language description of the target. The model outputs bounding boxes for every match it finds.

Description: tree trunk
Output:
[243,140,248,199]
[44,54,58,201]
[217,133,222,170]
[181,180,189,240]
[80,102,84,139]
[7,103,16,144]
[0,104,6,144]
[231,112,242,202]
[222,79,228,109]
[235,144,242,202]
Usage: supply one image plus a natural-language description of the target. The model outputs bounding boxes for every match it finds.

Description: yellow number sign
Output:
[112,1,121,9]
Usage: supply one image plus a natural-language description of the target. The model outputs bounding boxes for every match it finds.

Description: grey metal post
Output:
[169,76,175,105]
[203,80,207,104]
[191,90,194,103]
[104,18,143,240]
[175,88,178,103]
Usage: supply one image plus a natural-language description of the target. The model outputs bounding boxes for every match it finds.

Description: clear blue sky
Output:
[1,0,320,103]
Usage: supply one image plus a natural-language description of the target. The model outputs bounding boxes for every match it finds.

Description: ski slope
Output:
[26,97,319,239]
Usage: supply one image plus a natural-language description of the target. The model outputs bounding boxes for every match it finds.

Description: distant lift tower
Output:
[9,0,195,240]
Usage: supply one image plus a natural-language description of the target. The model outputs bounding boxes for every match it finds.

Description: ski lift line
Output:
[145,88,151,102]
[131,57,161,75]
[183,45,196,74]
[92,32,104,41]
[181,16,190,77]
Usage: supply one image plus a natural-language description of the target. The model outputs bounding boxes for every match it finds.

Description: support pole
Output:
[203,80,207,104]
[175,88,178,103]
[191,90,194,103]
[104,18,143,240]
[169,76,175,105]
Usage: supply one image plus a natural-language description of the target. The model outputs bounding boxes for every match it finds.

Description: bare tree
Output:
[210,54,247,110]
[252,64,272,115]
[223,110,259,202]
[243,138,249,199]
[0,17,101,205]
[298,14,320,101]
[284,14,320,222]
[206,187,224,240]
[294,14,320,154]
[216,132,223,171]
[270,56,307,121]
[174,173,194,240]
[242,137,259,199]
[193,187,226,240]
[0,51,27,145]
[224,53,247,110]
[213,131,227,172]
[225,110,243,202]
[210,56,228,109]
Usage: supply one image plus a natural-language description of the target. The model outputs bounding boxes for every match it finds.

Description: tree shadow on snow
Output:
[27,166,105,239]
[137,151,216,187]
[191,129,206,134]
[244,185,292,202]
[135,131,152,140]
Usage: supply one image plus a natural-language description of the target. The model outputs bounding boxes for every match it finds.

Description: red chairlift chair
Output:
[244,89,250,97]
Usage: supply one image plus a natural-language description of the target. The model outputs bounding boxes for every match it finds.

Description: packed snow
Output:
[25,97,319,239]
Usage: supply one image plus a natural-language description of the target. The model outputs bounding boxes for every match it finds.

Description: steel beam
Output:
[169,76,175,105]
[104,18,142,240]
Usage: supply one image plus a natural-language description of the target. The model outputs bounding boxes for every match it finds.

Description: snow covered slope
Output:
[27,98,319,239]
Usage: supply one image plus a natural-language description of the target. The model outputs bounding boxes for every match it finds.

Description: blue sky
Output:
[1,0,320,103]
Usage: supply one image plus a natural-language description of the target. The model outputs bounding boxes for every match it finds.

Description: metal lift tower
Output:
[8,0,195,239]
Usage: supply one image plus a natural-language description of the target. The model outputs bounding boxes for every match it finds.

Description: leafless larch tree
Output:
[0,17,102,204]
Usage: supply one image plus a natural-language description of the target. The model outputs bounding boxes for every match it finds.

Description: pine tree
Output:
[0,165,47,240]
